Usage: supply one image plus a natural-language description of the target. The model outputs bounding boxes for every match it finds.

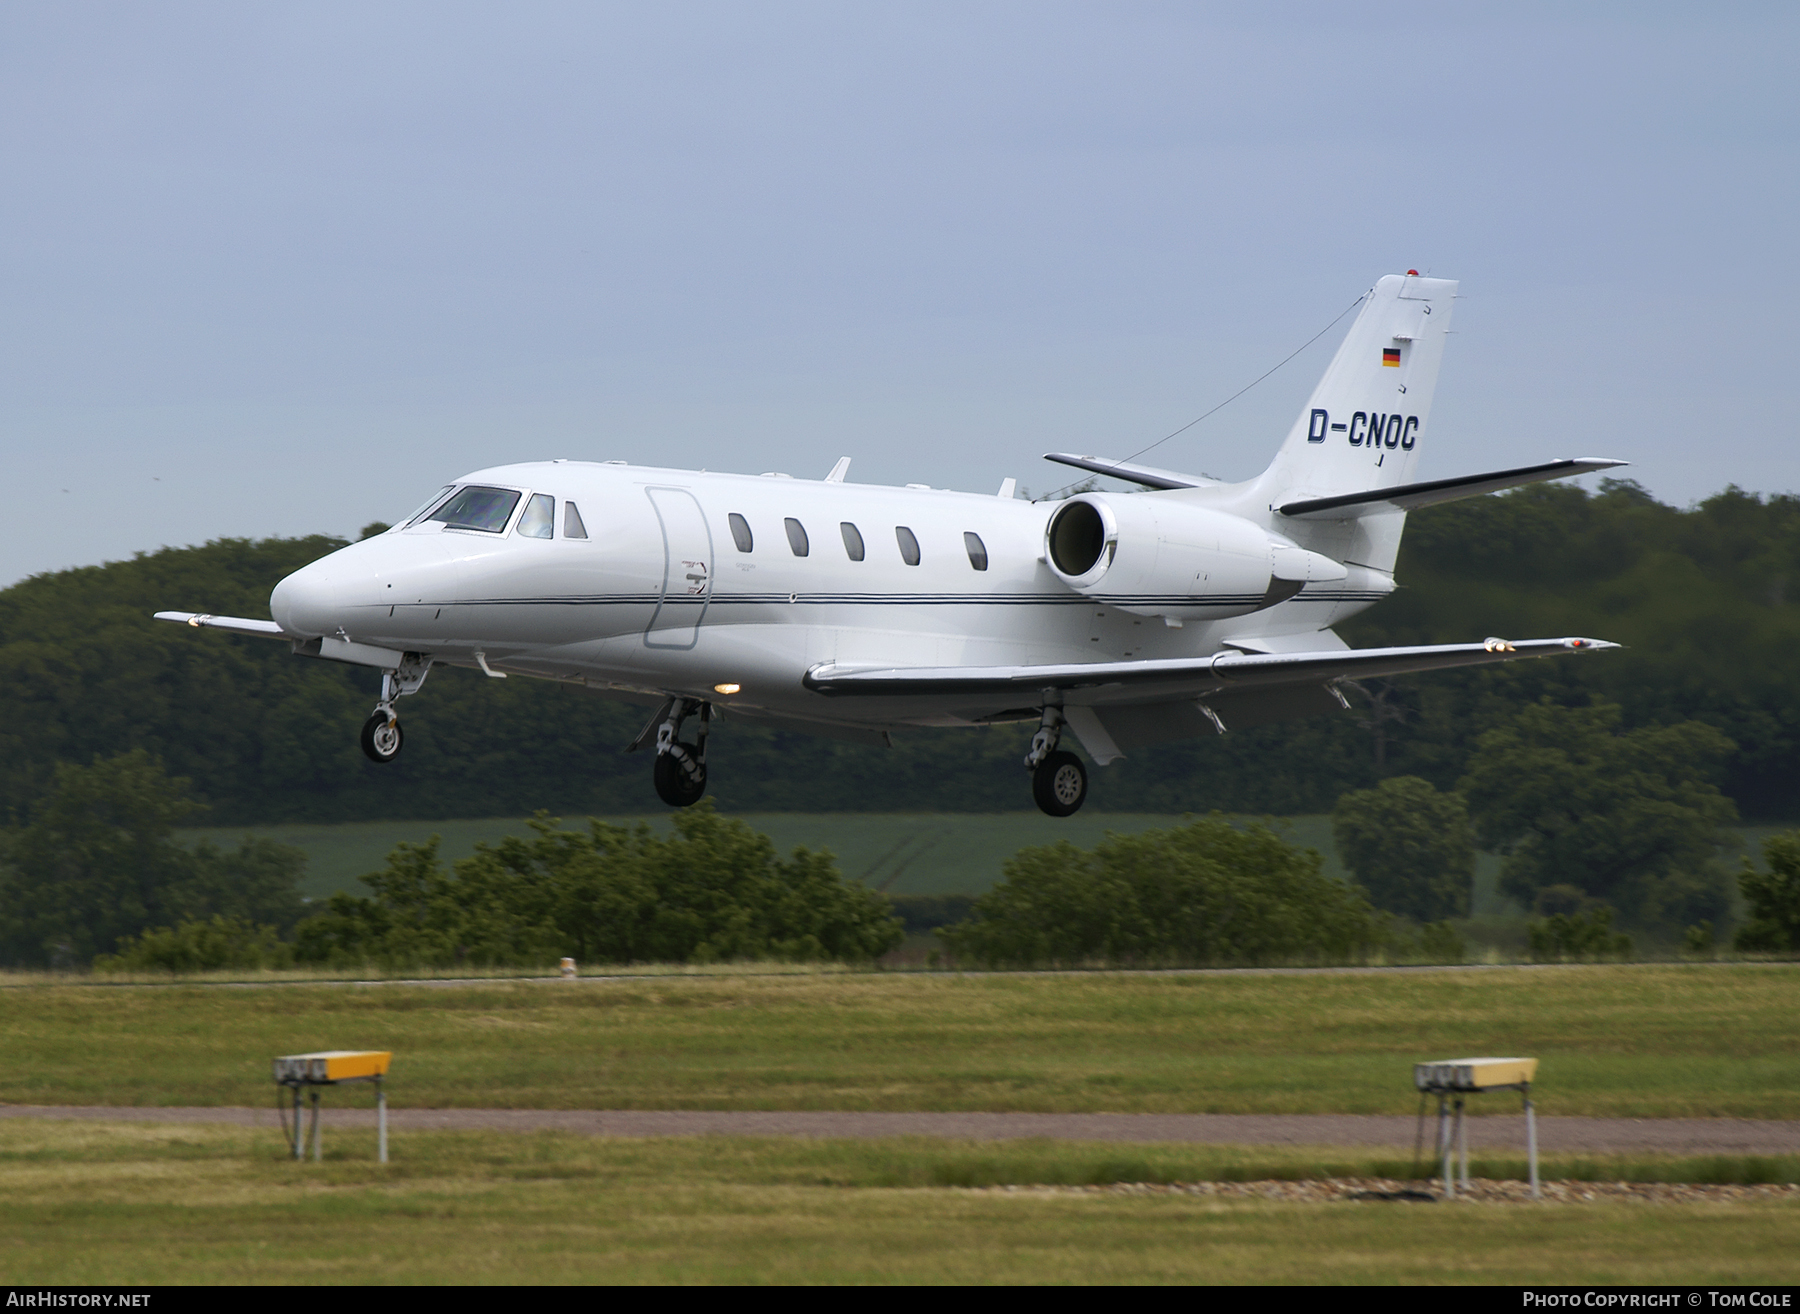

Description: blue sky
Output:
[3,2,1794,584]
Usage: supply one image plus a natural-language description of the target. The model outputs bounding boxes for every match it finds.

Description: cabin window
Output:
[517,493,555,539]
[963,532,988,571]
[728,513,754,553]
[563,502,588,540]
[784,517,810,557]
[840,522,865,561]
[428,485,521,533]
[895,525,921,566]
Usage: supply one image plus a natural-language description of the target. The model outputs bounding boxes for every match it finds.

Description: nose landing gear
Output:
[1025,704,1088,817]
[635,697,711,807]
[361,712,404,763]
[358,653,433,764]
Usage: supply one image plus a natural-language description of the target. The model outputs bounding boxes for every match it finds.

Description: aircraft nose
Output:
[270,561,339,637]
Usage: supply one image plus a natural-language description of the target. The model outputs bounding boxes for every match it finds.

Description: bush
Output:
[1528,906,1634,962]
[1384,918,1466,964]
[888,895,976,936]
[1331,776,1474,921]
[294,801,903,970]
[95,915,293,973]
[939,815,1380,968]
[1735,831,1800,953]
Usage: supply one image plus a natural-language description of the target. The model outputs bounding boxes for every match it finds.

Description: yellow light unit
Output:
[713,683,741,695]
[273,1050,392,1085]
[1414,1056,1538,1092]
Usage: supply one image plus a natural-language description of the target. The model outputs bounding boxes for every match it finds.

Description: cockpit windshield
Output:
[425,485,522,533]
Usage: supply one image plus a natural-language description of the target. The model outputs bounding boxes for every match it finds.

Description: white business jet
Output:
[159,273,1622,816]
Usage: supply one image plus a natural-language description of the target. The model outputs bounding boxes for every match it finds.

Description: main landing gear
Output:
[1025,705,1088,818]
[633,697,711,807]
[359,653,433,764]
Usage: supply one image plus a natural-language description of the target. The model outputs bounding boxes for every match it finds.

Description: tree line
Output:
[2,478,1799,825]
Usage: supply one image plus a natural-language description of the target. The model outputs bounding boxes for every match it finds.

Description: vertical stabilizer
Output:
[1253,273,1456,571]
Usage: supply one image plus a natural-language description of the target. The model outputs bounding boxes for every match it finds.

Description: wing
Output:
[804,636,1617,702]
[154,611,289,639]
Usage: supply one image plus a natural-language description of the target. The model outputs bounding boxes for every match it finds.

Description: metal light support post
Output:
[1525,1086,1539,1199]
[273,1051,394,1164]
[1413,1057,1540,1201]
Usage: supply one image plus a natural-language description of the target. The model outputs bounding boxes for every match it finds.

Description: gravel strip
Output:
[3,1105,1798,1155]
[985,1179,1800,1205]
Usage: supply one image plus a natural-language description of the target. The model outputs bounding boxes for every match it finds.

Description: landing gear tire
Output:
[360,713,403,764]
[1032,749,1087,817]
[654,742,708,807]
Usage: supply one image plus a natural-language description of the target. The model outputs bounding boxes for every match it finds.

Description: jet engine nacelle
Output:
[1043,493,1346,620]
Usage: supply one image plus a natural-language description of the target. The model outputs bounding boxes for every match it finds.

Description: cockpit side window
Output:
[564,502,589,540]
[404,486,456,527]
[517,493,555,539]
[427,486,521,533]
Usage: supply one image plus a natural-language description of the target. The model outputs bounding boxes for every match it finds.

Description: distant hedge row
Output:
[293,806,902,969]
[939,815,1461,969]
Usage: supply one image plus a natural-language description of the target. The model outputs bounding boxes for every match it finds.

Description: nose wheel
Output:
[361,712,404,763]
[357,654,432,764]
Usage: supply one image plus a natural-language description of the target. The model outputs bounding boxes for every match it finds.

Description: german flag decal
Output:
[1382,348,1402,367]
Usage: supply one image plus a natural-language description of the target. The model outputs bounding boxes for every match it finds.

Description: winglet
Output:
[825,457,852,483]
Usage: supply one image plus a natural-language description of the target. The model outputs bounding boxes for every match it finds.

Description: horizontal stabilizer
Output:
[804,636,1617,701]
[1278,458,1628,520]
[1041,453,1214,491]
[153,611,289,639]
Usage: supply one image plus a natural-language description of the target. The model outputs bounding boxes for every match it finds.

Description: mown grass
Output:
[3,964,1796,1117]
[0,1122,1795,1285]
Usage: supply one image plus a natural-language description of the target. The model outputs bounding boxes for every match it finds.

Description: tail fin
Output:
[1255,272,1457,571]
[1262,273,1457,500]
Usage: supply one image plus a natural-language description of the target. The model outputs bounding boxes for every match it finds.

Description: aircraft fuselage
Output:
[270,460,1387,732]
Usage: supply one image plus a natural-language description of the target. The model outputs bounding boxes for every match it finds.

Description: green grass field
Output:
[4,965,1796,1118]
[7,965,1798,1283]
[2,1122,1795,1284]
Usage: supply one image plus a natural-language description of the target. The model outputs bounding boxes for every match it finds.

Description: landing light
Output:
[714,683,741,695]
